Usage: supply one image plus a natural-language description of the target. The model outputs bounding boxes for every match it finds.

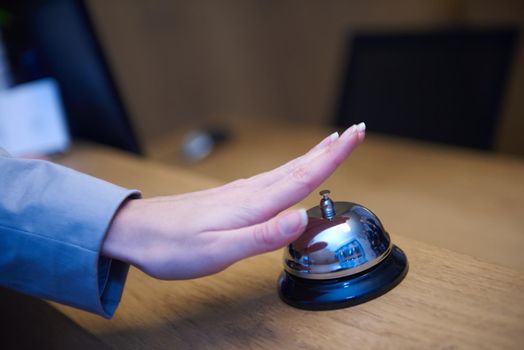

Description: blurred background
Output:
[2,4,524,342]
[0,0,523,172]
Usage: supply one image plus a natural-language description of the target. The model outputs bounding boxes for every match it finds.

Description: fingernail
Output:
[321,131,339,147]
[279,209,308,236]
[357,122,366,132]
[340,124,357,139]
[314,131,339,151]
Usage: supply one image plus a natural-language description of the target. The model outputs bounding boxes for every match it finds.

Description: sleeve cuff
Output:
[95,192,141,318]
[0,157,142,318]
[96,255,130,318]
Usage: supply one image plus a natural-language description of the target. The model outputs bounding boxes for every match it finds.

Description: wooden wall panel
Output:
[86,0,524,154]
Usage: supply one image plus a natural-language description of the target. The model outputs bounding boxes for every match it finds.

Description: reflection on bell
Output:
[278,190,408,310]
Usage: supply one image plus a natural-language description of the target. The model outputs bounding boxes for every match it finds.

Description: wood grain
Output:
[51,237,524,350]
[48,141,524,349]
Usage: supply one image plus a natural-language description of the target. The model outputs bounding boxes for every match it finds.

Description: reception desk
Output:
[2,126,524,349]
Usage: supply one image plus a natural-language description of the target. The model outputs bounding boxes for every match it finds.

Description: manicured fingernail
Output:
[340,124,357,139]
[321,131,339,147]
[357,122,366,132]
[315,131,339,150]
[279,209,308,236]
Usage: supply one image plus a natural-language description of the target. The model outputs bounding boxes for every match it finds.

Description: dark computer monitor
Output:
[334,28,518,150]
[2,0,142,154]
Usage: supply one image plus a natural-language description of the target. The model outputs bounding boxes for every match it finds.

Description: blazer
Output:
[0,148,140,318]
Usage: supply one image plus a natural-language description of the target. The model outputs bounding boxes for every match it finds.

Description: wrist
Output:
[102,198,144,267]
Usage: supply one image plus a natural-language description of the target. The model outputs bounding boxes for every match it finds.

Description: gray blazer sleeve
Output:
[0,150,141,318]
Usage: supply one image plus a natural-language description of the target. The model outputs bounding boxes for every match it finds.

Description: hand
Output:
[102,123,366,279]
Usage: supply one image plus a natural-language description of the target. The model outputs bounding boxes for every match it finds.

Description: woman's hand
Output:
[102,123,366,279]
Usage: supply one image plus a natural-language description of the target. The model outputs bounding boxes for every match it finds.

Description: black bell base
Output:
[278,245,408,310]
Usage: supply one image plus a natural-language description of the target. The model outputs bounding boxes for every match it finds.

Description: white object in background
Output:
[0,78,70,156]
[0,31,11,90]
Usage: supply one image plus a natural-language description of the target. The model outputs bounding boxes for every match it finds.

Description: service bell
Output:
[278,190,408,310]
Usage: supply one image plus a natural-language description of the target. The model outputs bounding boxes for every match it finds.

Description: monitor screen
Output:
[1,0,142,154]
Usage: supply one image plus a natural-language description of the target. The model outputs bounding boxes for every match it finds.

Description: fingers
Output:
[221,125,360,193]
[247,132,340,187]
[214,131,340,192]
[211,209,309,263]
[171,123,365,232]
[251,123,365,220]
[306,131,340,155]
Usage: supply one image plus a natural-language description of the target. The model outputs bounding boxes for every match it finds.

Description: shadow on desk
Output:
[96,290,279,349]
[0,288,110,350]
[0,285,283,349]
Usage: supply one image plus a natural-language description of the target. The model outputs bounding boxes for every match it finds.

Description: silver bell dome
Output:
[284,190,392,280]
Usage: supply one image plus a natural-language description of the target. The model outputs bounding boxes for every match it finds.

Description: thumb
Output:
[214,209,308,264]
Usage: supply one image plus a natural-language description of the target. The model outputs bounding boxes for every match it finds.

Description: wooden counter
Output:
[42,138,524,350]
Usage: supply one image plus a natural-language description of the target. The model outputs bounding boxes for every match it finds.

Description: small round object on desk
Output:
[278,190,408,310]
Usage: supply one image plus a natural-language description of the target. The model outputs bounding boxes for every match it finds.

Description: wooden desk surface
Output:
[48,139,524,349]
